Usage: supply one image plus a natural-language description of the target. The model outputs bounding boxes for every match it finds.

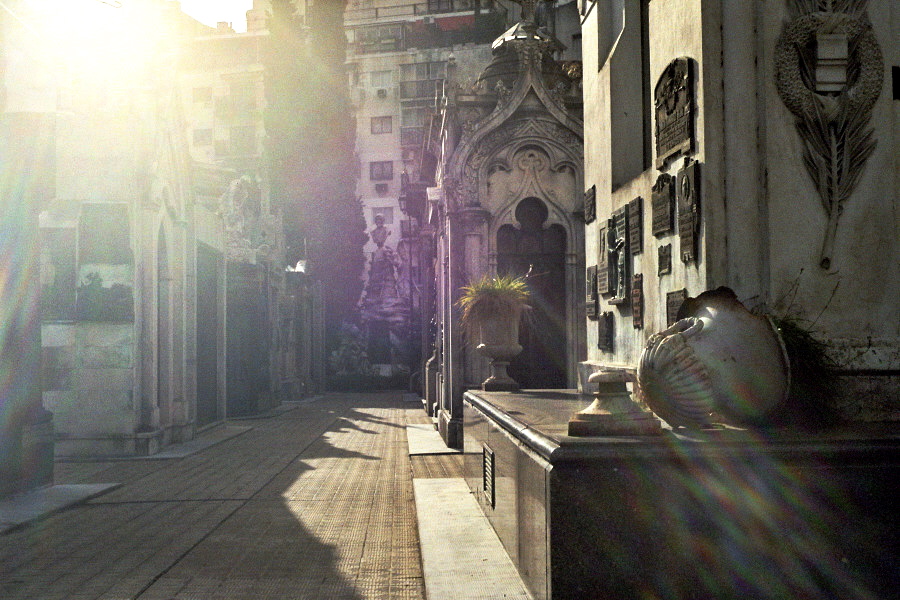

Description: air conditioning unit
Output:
[376,88,388,99]
[422,16,435,24]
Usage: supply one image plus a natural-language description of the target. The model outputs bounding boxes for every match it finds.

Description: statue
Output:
[370,213,391,248]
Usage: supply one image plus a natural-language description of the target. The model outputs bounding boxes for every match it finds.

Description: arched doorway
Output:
[497,197,567,389]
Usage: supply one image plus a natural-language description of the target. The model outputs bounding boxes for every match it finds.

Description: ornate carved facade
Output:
[426,4,584,446]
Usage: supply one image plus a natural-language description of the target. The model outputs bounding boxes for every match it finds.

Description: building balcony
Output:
[345,0,479,23]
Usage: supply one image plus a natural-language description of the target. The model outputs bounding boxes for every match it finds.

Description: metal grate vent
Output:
[482,444,495,509]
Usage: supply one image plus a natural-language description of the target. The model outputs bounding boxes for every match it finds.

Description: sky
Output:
[179,0,254,32]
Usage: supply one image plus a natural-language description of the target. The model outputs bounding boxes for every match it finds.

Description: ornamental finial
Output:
[509,0,552,24]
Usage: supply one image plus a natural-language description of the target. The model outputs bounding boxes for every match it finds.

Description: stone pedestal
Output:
[568,370,661,436]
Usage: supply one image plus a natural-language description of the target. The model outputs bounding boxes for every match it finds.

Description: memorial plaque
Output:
[677,159,701,264]
[597,311,614,352]
[597,224,610,295]
[586,266,598,319]
[658,244,672,275]
[631,273,644,329]
[651,173,675,236]
[655,57,694,169]
[609,208,629,305]
[584,185,597,224]
[628,196,643,255]
[667,289,688,327]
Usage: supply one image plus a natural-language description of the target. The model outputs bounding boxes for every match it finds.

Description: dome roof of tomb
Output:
[473,20,568,94]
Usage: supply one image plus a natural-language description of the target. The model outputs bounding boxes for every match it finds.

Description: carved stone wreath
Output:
[774,2,883,269]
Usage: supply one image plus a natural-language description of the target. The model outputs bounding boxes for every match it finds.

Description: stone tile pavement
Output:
[0,393,432,600]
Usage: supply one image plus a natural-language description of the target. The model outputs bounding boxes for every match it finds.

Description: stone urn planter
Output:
[637,287,790,428]
[458,275,529,392]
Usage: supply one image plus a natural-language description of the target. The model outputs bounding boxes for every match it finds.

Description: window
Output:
[371,70,394,88]
[370,161,393,181]
[193,86,212,102]
[230,126,256,156]
[193,128,213,146]
[371,116,392,134]
[371,207,394,225]
[401,105,429,128]
[400,61,446,81]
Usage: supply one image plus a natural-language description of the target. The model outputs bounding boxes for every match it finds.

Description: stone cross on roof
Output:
[509,0,553,23]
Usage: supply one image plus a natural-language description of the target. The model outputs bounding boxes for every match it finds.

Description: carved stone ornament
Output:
[775,0,883,270]
[584,185,597,224]
[676,158,700,264]
[637,287,790,429]
[651,173,675,236]
[654,58,694,169]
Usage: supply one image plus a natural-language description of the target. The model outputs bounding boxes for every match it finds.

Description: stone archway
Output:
[497,197,567,389]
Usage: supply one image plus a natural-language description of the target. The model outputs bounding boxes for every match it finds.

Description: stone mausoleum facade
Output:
[453,2,898,598]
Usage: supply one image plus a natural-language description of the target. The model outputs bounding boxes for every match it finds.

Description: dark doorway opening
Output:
[497,197,567,389]
[196,244,220,426]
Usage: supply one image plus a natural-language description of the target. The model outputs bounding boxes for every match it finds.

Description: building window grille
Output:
[371,116,393,134]
[370,161,394,181]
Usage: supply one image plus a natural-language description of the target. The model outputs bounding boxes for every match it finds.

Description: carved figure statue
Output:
[370,214,391,248]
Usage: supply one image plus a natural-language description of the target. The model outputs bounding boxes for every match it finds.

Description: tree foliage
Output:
[264,0,366,338]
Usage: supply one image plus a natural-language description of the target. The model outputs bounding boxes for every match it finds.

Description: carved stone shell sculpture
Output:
[637,287,790,429]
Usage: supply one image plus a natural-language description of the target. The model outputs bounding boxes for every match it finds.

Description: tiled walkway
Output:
[1,393,431,600]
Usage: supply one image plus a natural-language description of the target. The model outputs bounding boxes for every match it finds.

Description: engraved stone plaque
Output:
[597,311,614,352]
[655,57,694,169]
[677,159,700,264]
[666,288,688,327]
[584,185,597,224]
[651,173,675,236]
[631,273,644,329]
[628,196,643,255]
[658,244,672,275]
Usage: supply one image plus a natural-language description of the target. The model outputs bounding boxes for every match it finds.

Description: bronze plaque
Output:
[628,196,643,255]
[586,266,598,319]
[667,289,688,327]
[651,173,675,236]
[608,208,629,304]
[584,185,597,224]
[597,225,610,295]
[631,273,644,329]
[597,311,614,352]
[586,265,598,300]
[658,244,672,275]
[677,159,701,264]
[655,57,694,169]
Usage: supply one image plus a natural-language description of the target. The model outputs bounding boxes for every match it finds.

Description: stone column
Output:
[440,206,491,449]
[0,113,55,497]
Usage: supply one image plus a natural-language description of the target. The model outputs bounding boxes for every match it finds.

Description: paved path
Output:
[0,393,435,600]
